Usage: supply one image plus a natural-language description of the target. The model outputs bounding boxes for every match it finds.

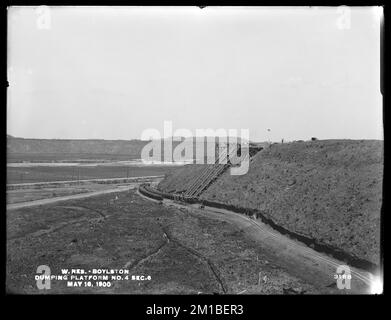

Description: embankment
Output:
[158,140,383,267]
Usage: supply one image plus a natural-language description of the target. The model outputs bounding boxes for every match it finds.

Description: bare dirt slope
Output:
[158,140,383,266]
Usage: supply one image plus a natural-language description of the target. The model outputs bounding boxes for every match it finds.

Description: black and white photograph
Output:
[6,6,384,296]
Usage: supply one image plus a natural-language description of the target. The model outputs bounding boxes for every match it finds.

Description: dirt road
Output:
[7,185,138,210]
[7,175,164,190]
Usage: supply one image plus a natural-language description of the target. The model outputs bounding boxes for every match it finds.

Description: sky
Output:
[7,6,383,142]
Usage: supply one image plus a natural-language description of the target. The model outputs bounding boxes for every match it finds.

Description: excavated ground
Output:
[7,189,332,294]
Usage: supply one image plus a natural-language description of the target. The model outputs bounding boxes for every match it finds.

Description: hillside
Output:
[7,136,148,158]
[7,136,225,162]
[158,140,383,266]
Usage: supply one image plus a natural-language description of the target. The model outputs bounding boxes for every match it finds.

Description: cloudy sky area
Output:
[7,6,383,141]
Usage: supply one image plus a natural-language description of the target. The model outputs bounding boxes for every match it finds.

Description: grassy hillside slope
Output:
[159,140,383,265]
